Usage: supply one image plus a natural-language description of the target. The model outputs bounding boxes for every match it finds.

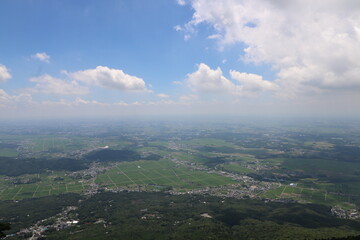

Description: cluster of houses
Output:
[7,206,78,239]
[331,206,360,219]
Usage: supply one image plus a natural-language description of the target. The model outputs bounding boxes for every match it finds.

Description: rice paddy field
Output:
[261,180,360,208]
[0,158,237,200]
[0,173,87,200]
[95,159,236,191]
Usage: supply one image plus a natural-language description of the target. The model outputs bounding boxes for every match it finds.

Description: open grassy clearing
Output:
[95,159,236,190]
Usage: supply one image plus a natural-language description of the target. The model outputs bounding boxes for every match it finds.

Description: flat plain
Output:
[95,159,236,190]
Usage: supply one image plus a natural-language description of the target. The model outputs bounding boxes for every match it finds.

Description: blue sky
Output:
[1,1,191,95]
[1,0,360,119]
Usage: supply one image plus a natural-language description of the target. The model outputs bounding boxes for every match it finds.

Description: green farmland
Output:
[0,173,88,200]
[95,159,236,190]
[220,162,254,174]
[262,183,358,208]
[0,159,237,200]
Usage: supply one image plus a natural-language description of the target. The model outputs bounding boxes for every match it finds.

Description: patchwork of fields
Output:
[95,160,236,190]
[0,159,237,200]
[261,181,360,208]
[0,181,85,200]
[0,171,89,200]
[1,130,360,209]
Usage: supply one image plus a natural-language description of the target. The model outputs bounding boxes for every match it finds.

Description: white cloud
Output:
[0,89,9,104]
[230,70,278,92]
[39,97,108,107]
[22,66,151,97]
[184,34,191,41]
[32,52,50,63]
[174,25,182,32]
[185,63,276,95]
[70,66,149,92]
[28,74,89,95]
[0,89,32,107]
[74,97,89,105]
[157,93,170,98]
[186,63,235,94]
[177,0,186,6]
[115,101,129,106]
[73,97,106,106]
[0,65,11,83]
[172,81,183,85]
[208,34,222,39]
[182,0,360,96]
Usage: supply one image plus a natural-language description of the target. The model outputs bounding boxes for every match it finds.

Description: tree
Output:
[0,223,10,238]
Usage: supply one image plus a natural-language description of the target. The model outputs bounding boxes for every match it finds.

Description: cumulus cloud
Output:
[186,63,235,93]
[70,66,149,92]
[0,89,32,107]
[230,70,278,92]
[0,65,11,83]
[186,63,276,95]
[32,52,50,63]
[181,0,360,96]
[28,74,89,95]
[22,66,151,97]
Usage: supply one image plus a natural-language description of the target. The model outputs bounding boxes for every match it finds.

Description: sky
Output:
[1,0,360,119]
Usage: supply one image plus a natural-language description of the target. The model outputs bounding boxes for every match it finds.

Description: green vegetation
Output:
[281,158,360,177]
[95,159,236,190]
[220,163,254,174]
[85,149,141,162]
[1,120,360,239]
[0,193,81,234]
[44,192,360,240]
[258,156,360,206]
[0,223,10,238]
[0,171,90,200]
[304,141,334,149]
[0,157,87,176]
[181,138,236,147]
[0,148,163,178]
